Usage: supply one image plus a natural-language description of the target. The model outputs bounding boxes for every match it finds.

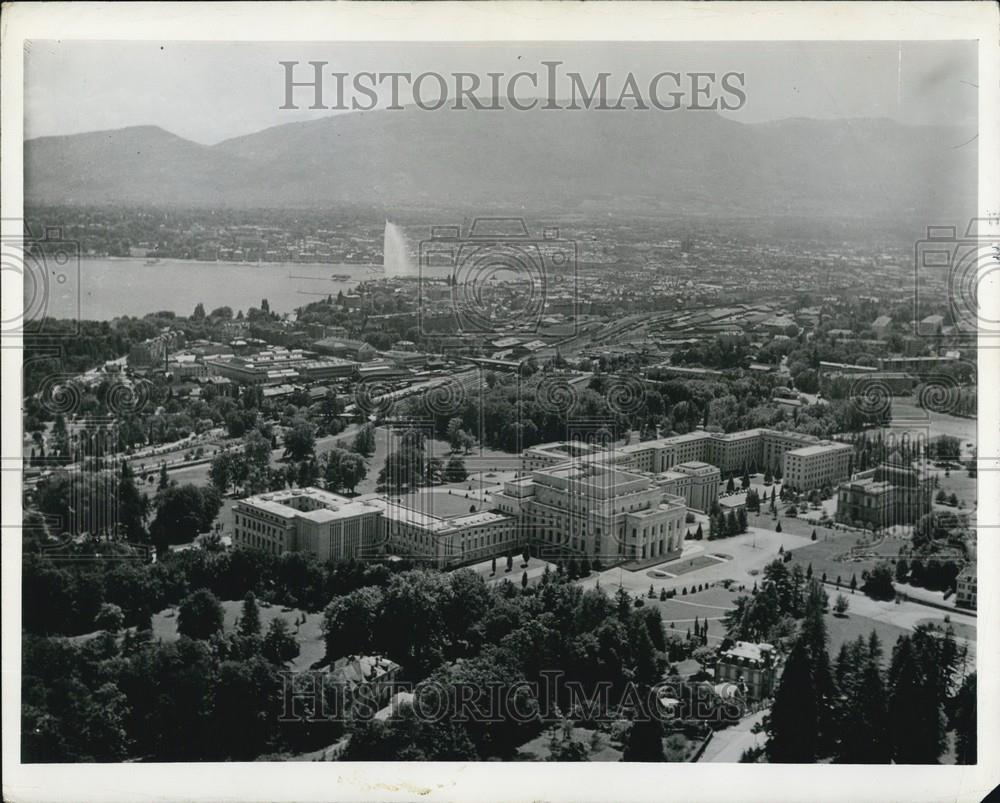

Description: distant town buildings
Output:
[204,349,357,385]
[918,314,945,337]
[872,315,892,340]
[128,330,186,370]
[875,354,959,372]
[314,337,378,362]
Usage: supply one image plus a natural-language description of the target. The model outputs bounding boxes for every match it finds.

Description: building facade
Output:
[495,463,687,563]
[836,462,932,529]
[782,441,853,492]
[233,488,384,560]
[956,563,977,609]
[233,487,518,568]
[651,461,721,512]
[530,427,850,483]
[714,641,778,701]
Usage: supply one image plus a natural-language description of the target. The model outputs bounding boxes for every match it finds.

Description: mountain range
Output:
[25,107,976,219]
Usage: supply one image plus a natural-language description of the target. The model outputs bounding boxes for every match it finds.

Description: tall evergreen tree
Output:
[799,581,837,757]
[952,673,977,765]
[835,652,890,764]
[622,718,666,762]
[766,637,818,762]
[238,591,261,638]
[887,635,945,763]
[118,461,149,541]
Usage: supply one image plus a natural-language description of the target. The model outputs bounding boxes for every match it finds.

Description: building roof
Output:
[721,641,775,664]
[787,442,852,458]
[240,487,381,522]
[330,655,401,687]
[676,460,714,471]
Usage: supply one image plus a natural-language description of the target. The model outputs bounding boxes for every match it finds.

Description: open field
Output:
[824,607,909,659]
[517,727,625,761]
[783,528,897,583]
[932,469,977,511]
[643,587,740,643]
[152,599,326,671]
[916,617,976,641]
[882,398,976,458]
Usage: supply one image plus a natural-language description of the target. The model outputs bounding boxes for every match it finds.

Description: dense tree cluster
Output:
[376,430,443,493]
[22,546,415,637]
[22,619,324,762]
[723,560,811,645]
[764,588,972,765]
[707,506,748,540]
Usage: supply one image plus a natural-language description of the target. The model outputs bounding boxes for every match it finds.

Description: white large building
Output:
[782,441,852,492]
[232,487,519,568]
[494,463,687,563]
[233,488,384,561]
[529,427,851,491]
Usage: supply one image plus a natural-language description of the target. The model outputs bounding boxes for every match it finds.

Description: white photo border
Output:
[2,2,998,802]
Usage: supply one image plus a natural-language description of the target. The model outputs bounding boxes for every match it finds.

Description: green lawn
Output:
[915,617,977,642]
[824,607,910,661]
[517,726,625,761]
[783,529,890,583]
[151,598,326,671]
[643,586,739,643]
[933,469,977,510]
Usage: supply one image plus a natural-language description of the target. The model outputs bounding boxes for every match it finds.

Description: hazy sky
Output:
[25,40,977,144]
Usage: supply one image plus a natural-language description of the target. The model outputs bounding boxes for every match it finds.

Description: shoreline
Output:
[80,255,381,272]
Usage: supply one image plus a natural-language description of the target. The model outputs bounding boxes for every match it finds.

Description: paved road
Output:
[698,709,768,763]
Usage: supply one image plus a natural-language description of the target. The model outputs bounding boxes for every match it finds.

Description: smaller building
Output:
[872,315,892,340]
[955,563,977,610]
[297,357,358,381]
[714,641,777,701]
[328,655,403,712]
[314,337,378,362]
[836,462,932,529]
[918,314,945,337]
[168,353,209,380]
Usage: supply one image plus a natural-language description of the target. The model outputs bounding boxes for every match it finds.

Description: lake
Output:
[43,257,431,320]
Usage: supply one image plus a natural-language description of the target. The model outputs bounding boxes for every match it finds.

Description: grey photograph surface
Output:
[13,37,981,769]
